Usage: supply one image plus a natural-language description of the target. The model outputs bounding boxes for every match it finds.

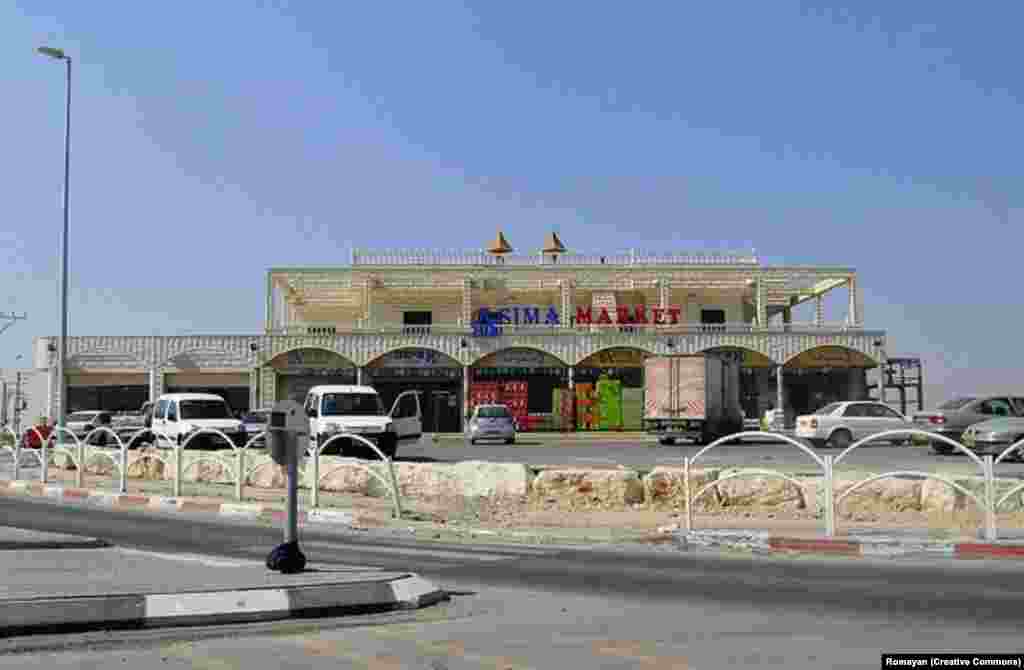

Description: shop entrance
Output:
[784,346,877,417]
[575,348,648,431]
[470,348,569,432]
[365,348,464,433]
[267,348,358,406]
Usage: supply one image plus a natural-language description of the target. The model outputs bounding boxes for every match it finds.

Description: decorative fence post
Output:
[385,456,402,520]
[119,443,128,494]
[311,448,320,509]
[683,457,692,533]
[12,441,20,481]
[823,455,835,538]
[236,447,245,502]
[75,439,84,488]
[173,444,183,498]
[40,435,48,485]
[983,455,997,542]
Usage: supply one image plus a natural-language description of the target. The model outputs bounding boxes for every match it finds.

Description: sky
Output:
[2,1,1022,407]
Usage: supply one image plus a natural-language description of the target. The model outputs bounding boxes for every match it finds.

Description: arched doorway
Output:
[366,348,463,433]
[471,348,568,432]
[575,347,651,430]
[701,346,773,422]
[267,348,357,406]
[783,345,879,417]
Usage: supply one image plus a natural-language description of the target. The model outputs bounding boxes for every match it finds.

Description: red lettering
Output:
[652,307,665,325]
[575,307,592,325]
[633,306,648,324]
[667,307,681,324]
[597,307,612,325]
[616,306,631,324]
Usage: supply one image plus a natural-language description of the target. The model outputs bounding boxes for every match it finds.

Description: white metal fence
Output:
[0,425,404,519]
[683,429,1024,541]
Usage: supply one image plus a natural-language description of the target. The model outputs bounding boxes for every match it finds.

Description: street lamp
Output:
[38,46,72,451]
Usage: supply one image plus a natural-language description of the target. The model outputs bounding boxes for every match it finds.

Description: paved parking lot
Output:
[400,435,1024,476]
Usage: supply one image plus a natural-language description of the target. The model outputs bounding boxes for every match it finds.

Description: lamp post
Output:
[38,46,72,442]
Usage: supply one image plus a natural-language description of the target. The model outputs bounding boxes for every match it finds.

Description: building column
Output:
[365,279,375,327]
[815,296,824,327]
[755,276,767,329]
[249,368,260,410]
[560,280,572,328]
[356,366,364,386]
[148,367,164,402]
[462,366,471,423]
[847,276,858,327]
[46,363,61,423]
[462,278,473,326]
[260,367,277,407]
[775,365,784,419]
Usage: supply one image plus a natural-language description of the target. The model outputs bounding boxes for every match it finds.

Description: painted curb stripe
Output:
[954,543,1024,559]
[115,495,150,508]
[145,590,291,619]
[61,488,90,500]
[768,538,861,555]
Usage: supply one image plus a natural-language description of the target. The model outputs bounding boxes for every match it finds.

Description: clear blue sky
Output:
[3,2,1021,405]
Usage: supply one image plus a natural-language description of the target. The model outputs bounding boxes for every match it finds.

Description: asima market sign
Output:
[475,305,682,329]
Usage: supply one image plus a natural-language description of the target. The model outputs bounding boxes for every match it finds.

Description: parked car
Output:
[305,385,421,459]
[240,409,272,448]
[65,411,113,442]
[913,396,1024,455]
[149,393,246,450]
[467,404,517,445]
[795,401,913,449]
[961,418,1024,461]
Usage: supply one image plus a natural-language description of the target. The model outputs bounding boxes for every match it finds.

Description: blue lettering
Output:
[524,307,540,324]
[545,306,560,325]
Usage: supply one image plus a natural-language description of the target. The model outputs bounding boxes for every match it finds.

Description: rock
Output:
[716,474,806,510]
[920,477,965,513]
[832,477,922,514]
[312,457,377,495]
[641,467,721,511]
[125,448,168,480]
[452,461,530,499]
[530,468,644,511]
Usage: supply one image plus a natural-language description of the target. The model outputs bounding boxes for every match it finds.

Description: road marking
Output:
[146,589,290,618]
[118,547,259,568]
[300,541,534,562]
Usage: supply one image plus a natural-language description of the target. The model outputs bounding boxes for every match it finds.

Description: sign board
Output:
[368,349,459,368]
[475,348,565,369]
[787,346,876,369]
[270,348,355,371]
[578,348,647,368]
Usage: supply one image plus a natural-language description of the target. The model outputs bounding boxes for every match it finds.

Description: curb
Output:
[0,574,449,637]
[0,480,359,531]
[674,529,1024,560]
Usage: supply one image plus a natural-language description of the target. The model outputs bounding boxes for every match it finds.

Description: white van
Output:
[149,393,245,449]
[304,385,421,458]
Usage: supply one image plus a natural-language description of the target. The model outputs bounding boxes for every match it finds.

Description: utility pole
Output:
[13,372,23,435]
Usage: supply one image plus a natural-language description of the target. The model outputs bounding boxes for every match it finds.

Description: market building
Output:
[33,232,887,431]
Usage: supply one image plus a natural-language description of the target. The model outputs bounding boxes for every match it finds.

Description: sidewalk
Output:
[0,525,446,636]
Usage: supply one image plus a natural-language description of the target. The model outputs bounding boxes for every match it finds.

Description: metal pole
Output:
[285,432,298,543]
[984,455,997,542]
[56,57,72,452]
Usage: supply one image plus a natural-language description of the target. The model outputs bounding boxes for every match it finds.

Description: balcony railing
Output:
[351,248,759,267]
[270,321,867,336]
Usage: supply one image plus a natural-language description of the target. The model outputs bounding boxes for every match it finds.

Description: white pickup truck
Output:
[304,385,421,459]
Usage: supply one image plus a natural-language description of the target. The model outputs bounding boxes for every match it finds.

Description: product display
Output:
[575,382,597,430]
[596,377,623,431]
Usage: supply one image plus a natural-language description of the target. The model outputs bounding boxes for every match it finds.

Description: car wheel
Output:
[658,437,676,446]
[469,438,477,445]
[808,438,827,449]
[931,440,954,456]
[505,437,515,445]
[828,430,852,450]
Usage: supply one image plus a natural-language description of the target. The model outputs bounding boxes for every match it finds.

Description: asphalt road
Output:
[400,435,1024,476]
[2,497,1024,667]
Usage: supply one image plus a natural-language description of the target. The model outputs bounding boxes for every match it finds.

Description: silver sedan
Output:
[468,404,517,445]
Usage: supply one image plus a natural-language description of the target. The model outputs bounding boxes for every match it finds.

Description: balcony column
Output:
[462,278,473,326]
[364,279,375,328]
[847,276,858,327]
[560,280,572,328]
[815,296,824,327]
[755,276,767,329]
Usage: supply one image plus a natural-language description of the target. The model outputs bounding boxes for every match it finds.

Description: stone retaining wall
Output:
[44,449,1024,515]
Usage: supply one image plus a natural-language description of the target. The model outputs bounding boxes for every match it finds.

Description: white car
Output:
[64,410,113,440]
[795,401,913,449]
[304,385,421,459]
[149,393,246,449]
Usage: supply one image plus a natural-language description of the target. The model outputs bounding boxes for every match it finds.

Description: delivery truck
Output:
[644,352,744,445]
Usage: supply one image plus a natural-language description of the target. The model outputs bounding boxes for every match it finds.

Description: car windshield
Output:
[320,393,385,417]
[938,397,975,410]
[67,413,98,422]
[242,412,269,424]
[179,400,232,420]
[477,406,511,419]
[816,403,843,416]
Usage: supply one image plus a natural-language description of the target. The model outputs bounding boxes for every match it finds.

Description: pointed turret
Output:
[542,231,566,254]
[487,231,514,257]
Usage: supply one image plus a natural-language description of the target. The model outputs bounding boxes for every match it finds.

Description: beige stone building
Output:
[34,232,885,432]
